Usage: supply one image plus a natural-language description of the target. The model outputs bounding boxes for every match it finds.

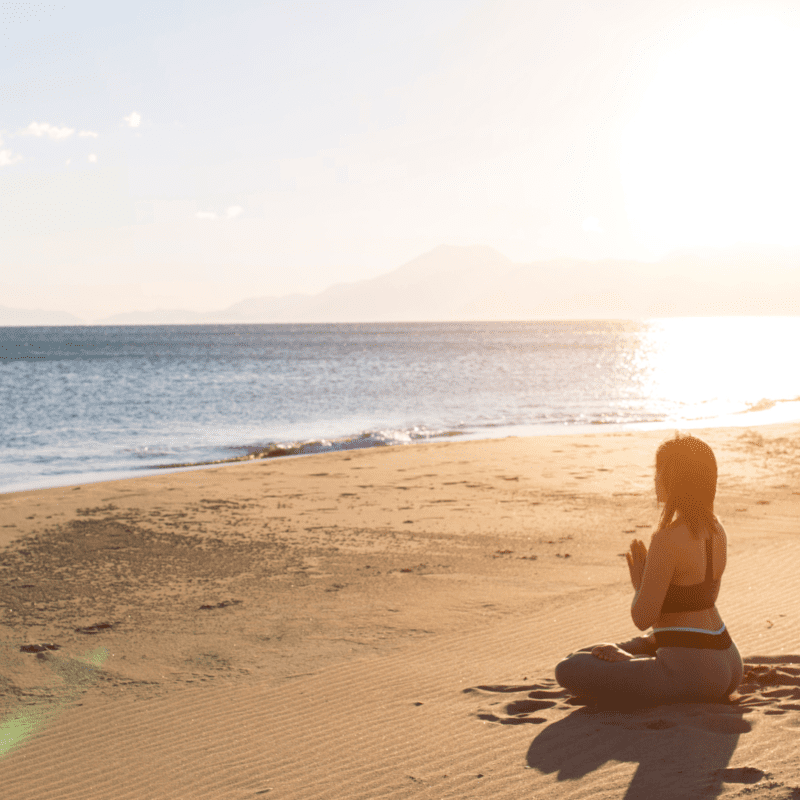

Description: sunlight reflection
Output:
[640,317,800,422]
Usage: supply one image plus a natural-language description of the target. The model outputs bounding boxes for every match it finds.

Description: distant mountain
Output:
[96,308,209,325]
[0,305,85,326]
[211,245,515,323]
[4,244,800,325]
[199,244,800,322]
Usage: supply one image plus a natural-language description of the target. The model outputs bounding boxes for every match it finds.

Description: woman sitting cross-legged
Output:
[555,432,743,705]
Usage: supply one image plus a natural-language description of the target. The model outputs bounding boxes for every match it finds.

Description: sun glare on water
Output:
[639,317,800,423]
[621,9,800,255]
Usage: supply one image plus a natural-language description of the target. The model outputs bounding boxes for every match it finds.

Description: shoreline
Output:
[4,397,800,497]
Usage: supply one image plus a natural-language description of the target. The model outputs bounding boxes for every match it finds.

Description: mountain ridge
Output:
[3,244,800,326]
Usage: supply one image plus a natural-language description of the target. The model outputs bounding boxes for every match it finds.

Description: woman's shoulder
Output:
[653,518,718,551]
[654,516,687,539]
[650,521,683,551]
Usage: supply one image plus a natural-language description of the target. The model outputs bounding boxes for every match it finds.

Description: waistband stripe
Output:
[653,628,733,650]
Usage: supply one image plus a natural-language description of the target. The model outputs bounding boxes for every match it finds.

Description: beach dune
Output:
[1,424,799,799]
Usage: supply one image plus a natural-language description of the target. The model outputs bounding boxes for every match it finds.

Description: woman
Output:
[555,432,743,704]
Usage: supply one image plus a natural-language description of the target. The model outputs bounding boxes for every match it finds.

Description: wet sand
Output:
[1,423,799,799]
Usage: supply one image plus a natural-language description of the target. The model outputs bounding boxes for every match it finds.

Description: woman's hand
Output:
[626,538,647,592]
[591,643,635,662]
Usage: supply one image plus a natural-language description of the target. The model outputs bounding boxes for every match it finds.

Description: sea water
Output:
[1,318,799,493]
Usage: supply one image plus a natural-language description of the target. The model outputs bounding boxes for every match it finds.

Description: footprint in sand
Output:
[20,643,61,653]
[505,698,557,713]
[735,658,800,728]
[716,766,769,784]
[466,679,569,725]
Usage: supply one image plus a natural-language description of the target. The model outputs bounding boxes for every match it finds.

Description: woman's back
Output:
[668,518,727,586]
[656,518,726,630]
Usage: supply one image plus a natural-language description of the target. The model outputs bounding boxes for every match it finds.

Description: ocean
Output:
[2,318,799,494]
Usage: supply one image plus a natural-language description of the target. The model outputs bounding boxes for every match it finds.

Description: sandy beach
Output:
[1,423,799,799]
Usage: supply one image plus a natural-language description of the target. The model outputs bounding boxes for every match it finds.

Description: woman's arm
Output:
[629,529,676,630]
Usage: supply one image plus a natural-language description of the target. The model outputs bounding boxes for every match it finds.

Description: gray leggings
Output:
[555,635,743,704]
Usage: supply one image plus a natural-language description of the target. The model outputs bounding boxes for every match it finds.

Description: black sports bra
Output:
[660,536,720,614]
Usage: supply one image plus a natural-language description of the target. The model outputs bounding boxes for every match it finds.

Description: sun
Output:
[620,9,800,255]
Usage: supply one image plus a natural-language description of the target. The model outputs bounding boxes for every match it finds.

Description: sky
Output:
[2,0,800,319]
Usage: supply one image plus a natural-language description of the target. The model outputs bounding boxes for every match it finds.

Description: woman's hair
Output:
[655,432,718,537]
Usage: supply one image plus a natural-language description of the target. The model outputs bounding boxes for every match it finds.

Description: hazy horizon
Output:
[3,242,800,325]
[3,1,800,320]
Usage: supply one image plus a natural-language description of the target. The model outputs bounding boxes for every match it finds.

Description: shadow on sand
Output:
[525,700,750,800]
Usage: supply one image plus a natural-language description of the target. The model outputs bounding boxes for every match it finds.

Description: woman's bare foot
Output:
[591,644,635,662]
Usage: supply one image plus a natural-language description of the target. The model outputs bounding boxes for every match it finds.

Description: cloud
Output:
[88,153,97,163]
[194,206,244,221]
[1,149,23,167]
[79,130,99,138]
[123,112,141,128]
[21,122,75,140]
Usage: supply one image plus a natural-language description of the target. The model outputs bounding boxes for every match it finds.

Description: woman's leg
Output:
[555,644,742,704]
[555,649,682,704]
